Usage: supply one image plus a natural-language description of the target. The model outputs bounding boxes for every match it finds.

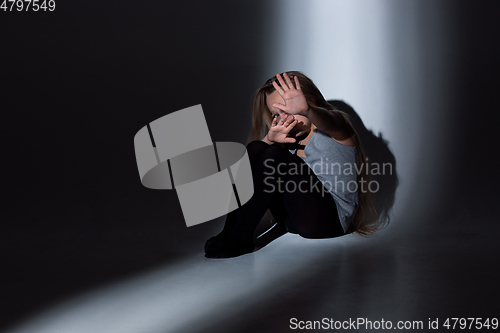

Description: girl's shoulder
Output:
[313,128,357,150]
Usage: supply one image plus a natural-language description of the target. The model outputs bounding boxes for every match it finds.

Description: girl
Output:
[205,71,382,258]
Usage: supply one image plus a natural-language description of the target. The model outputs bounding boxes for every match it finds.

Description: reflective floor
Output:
[5,212,498,333]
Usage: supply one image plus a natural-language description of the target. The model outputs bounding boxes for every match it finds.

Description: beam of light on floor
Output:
[5,234,367,333]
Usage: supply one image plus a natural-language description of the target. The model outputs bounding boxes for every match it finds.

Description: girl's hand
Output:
[271,73,310,116]
[267,113,298,144]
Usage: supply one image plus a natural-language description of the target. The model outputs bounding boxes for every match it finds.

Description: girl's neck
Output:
[300,124,316,145]
[294,124,316,158]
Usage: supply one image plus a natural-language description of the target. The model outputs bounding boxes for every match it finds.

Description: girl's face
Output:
[265,90,312,138]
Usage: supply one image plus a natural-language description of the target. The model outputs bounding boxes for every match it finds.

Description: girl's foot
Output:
[204,234,225,253]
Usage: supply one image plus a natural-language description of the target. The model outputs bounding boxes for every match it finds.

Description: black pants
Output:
[205,141,345,257]
[227,141,345,242]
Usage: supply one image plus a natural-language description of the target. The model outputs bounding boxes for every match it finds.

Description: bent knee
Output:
[257,143,289,162]
[246,140,271,160]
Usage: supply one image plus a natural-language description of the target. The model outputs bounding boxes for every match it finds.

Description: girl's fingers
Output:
[274,103,288,112]
[277,115,285,126]
[272,81,285,96]
[294,76,301,90]
[271,116,278,126]
[284,137,296,143]
[283,116,295,127]
[286,119,298,129]
[283,72,295,89]
[276,73,289,91]
[282,116,291,126]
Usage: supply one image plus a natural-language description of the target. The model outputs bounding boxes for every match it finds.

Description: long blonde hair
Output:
[248,71,386,236]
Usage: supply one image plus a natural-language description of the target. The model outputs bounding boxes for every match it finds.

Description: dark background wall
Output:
[1,1,272,327]
[1,0,499,331]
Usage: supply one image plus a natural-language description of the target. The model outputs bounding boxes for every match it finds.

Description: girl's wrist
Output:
[300,104,312,117]
[262,135,274,145]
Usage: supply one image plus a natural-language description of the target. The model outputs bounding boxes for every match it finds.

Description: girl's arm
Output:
[301,105,355,145]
